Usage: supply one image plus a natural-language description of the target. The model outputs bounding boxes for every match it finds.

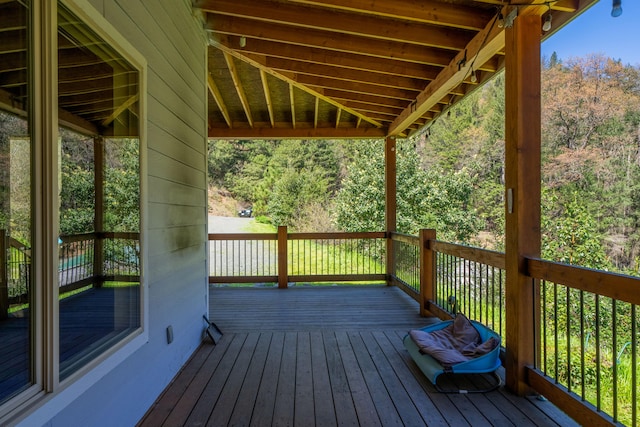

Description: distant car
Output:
[238,207,253,217]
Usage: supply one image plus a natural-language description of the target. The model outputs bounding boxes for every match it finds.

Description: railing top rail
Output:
[289,231,385,240]
[208,231,386,241]
[430,240,505,269]
[59,232,97,243]
[102,231,140,239]
[208,233,277,241]
[388,232,419,246]
[527,257,640,306]
[58,231,140,243]
[8,236,30,250]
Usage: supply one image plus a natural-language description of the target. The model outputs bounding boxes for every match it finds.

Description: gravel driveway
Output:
[208,215,254,233]
[208,216,277,281]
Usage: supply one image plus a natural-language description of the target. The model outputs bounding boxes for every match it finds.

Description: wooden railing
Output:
[209,226,385,288]
[1,230,140,318]
[525,258,639,427]
[209,227,639,426]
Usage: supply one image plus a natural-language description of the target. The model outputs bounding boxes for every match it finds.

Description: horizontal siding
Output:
[147,148,205,189]
[148,176,204,207]
[147,203,206,229]
[41,1,209,427]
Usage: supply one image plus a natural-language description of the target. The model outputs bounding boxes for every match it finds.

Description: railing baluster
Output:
[566,285,572,394]
[579,290,585,400]
[596,294,601,412]
[612,299,618,422]
[554,282,559,383]
[632,304,637,427]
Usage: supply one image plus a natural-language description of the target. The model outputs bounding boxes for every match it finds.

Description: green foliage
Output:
[333,139,385,232]
[59,131,140,235]
[60,134,95,234]
[209,139,340,230]
[103,139,140,232]
[542,190,610,269]
[333,139,482,242]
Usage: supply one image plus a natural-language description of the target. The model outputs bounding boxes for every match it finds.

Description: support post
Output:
[0,229,8,319]
[504,13,542,395]
[277,225,288,289]
[94,137,105,287]
[419,229,436,317]
[385,136,397,285]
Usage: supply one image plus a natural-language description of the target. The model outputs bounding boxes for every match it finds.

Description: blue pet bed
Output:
[403,314,502,393]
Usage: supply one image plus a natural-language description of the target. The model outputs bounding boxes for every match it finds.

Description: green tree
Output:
[334,139,481,242]
[542,190,610,269]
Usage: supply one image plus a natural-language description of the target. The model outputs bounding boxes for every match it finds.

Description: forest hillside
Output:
[208,54,640,276]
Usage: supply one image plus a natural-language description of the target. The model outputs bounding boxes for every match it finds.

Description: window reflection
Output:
[0,0,32,404]
[57,5,141,380]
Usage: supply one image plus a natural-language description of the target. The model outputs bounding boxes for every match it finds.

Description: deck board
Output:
[138,286,580,427]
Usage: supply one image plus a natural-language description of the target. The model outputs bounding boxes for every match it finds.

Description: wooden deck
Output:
[0,286,139,402]
[138,286,579,427]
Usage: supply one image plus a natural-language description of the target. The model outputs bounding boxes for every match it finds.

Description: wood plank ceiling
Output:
[197,0,598,139]
[0,0,600,141]
[0,0,140,137]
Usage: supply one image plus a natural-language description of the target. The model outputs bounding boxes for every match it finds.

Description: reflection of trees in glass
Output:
[104,138,139,232]
[59,128,139,235]
[0,111,30,242]
[60,130,94,234]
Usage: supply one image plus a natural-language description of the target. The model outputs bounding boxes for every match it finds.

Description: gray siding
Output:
[38,1,208,425]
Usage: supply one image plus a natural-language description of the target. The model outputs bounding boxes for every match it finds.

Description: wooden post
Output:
[277,225,288,289]
[385,136,397,285]
[94,137,105,288]
[504,13,542,395]
[0,229,8,320]
[419,229,436,317]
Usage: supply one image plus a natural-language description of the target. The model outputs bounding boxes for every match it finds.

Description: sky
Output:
[541,0,640,66]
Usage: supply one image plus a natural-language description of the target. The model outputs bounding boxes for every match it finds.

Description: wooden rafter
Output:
[314,97,319,128]
[101,93,137,127]
[388,7,509,136]
[207,73,232,128]
[289,84,296,129]
[259,69,275,127]
[283,0,494,31]
[223,51,253,127]
[297,75,419,101]
[208,34,384,129]
[199,0,474,51]
[261,56,431,91]
[233,38,446,78]
[207,16,454,68]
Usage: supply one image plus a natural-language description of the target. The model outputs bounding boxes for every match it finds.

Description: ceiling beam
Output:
[233,38,444,79]
[259,56,431,91]
[207,15,454,67]
[293,74,420,101]
[475,0,579,13]
[1,87,101,136]
[208,125,387,139]
[388,8,508,135]
[198,0,473,51]
[284,0,494,30]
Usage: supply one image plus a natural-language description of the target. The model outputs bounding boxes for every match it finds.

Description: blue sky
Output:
[541,0,640,66]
